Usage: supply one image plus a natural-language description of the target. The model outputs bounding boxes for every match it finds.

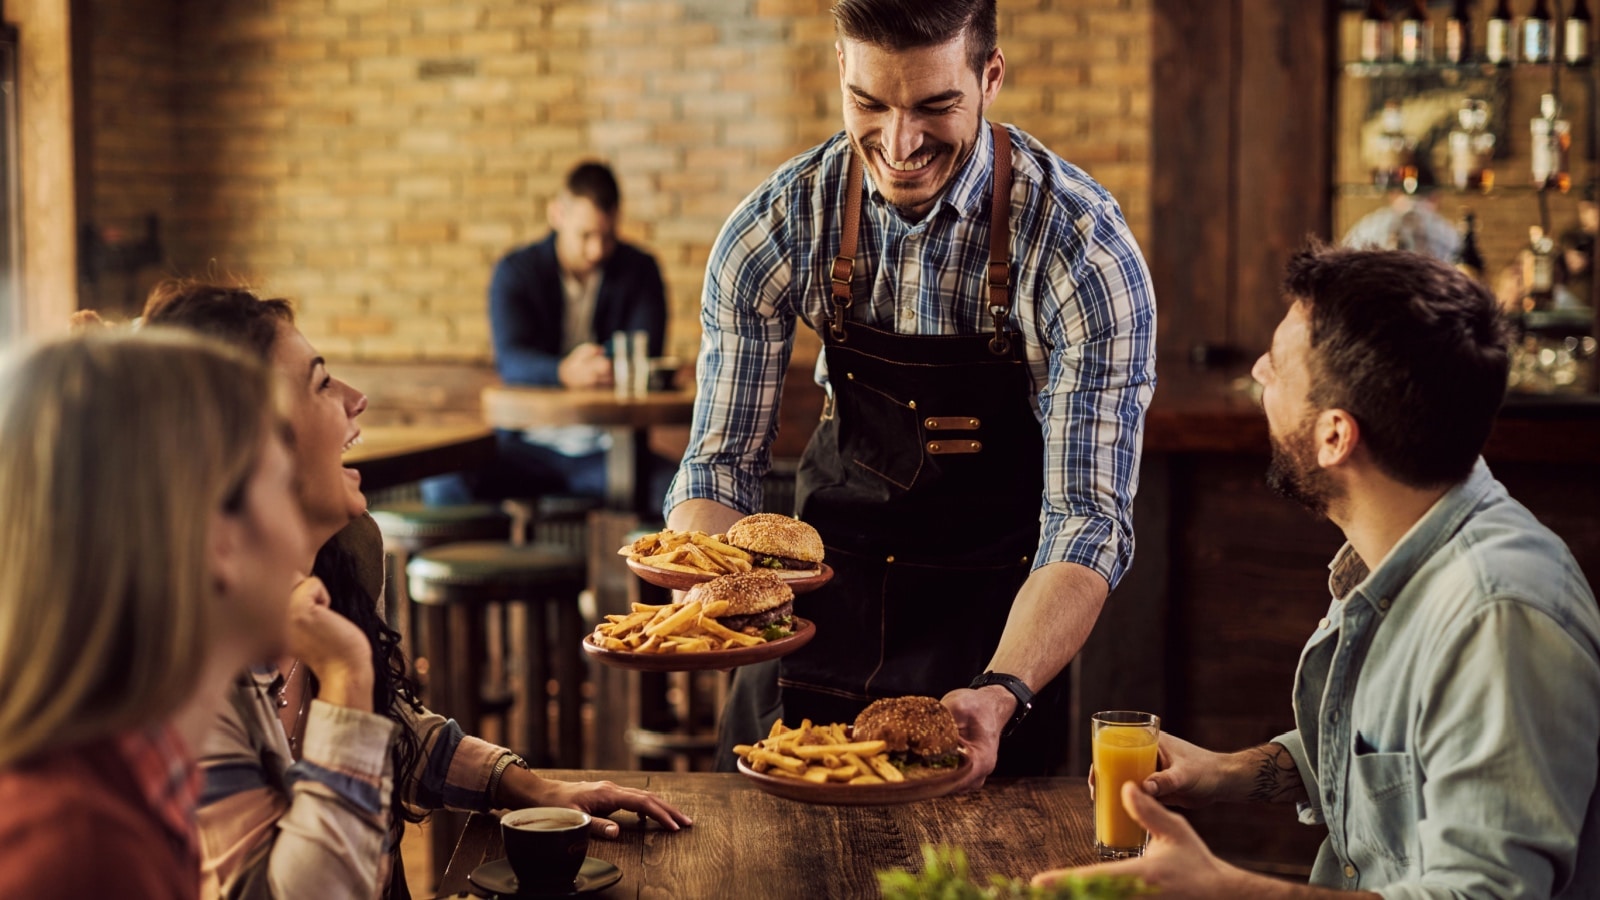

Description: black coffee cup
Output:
[500,807,591,894]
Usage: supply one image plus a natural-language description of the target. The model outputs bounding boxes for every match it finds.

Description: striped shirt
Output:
[665,124,1156,588]
[198,667,510,900]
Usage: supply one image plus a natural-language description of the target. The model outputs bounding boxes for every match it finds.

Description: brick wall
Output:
[81,0,1152,365]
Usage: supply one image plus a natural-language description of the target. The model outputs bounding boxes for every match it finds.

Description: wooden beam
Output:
[4,0,76,337]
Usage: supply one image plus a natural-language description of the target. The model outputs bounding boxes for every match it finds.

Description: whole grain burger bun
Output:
[682,570,795,635]
[851,696,961,762]
[725,513,824,570]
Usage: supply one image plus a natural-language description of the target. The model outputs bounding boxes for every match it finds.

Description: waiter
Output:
[665,0,1156,787]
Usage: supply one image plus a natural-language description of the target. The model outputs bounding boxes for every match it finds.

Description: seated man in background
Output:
[423,160,675,512]
[1036,245,1599,896]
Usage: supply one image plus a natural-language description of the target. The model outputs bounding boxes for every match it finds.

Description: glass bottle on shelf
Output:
[1525,225,1557,310]
[1373,100,1414,190]
[1567,0,1592,65]
[1361,0,1395,63]
[1487,0,1515,64]
[1400,0,1433,64]
[1456,211,1487,281]
[1524,0,1554,64]
[1530,93,1572,191]
[1450,99,1497,191]
[1445,0,1473,63]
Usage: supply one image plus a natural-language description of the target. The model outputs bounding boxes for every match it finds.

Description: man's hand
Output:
[1133,732,1230,809]
[285,575,374,711]
[1088,736,1304,809]
[558,343,614,389]
[503,768,694,839]
[940,685,1014,792]
[1032,782,1239,898]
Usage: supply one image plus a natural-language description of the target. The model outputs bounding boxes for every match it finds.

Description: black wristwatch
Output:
[969,671,1034,736]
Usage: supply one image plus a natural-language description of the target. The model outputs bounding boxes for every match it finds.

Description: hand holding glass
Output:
[1091,710,1160,859]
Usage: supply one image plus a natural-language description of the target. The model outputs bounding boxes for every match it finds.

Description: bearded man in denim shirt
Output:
[1037,245,1600,897]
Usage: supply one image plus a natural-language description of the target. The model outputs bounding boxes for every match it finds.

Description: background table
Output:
[480,386,697,514]
[345,424,496,492]
[435,770,1098,899]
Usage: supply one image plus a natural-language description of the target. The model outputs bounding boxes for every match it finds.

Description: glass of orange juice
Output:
[1091,710,1160,859]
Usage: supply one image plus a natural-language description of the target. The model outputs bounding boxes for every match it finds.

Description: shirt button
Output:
[1344,864,1356,879]
[1318,617,1331,630]
[1330,710,1340,723]
[1378,597,1392,611]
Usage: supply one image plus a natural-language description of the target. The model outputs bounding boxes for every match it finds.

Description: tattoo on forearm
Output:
[1245,744,1303,803]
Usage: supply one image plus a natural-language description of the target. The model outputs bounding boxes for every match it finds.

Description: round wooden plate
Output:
[581,617,816,672]
[625,560,834,594]
[736,753,970,806]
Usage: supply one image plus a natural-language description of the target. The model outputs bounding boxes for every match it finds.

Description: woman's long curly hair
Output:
[141,278,427,833]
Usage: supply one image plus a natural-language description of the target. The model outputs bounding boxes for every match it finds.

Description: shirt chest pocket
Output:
[1344,749,1422,877]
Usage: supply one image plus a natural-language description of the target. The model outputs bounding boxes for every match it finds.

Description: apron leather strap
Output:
[829,151,864,341]
[830,122,1014,352]
[987,123,1013,355]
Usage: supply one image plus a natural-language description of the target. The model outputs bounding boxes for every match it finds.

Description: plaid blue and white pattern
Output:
[665,123,1157,589]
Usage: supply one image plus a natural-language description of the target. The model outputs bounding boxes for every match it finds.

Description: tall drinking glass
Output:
[1092,710,1160,859]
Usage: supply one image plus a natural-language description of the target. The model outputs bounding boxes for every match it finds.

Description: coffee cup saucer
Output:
[467,856,622,898]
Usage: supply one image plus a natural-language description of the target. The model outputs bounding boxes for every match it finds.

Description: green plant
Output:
[877,845,1149,900]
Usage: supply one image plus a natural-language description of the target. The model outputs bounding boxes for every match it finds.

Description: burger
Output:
[724,513,825,575]
[682,570,796,639]
[851,696,963,773]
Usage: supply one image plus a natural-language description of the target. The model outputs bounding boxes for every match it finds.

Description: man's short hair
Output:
[1284,243,1509,488]
[832,0,998,78]
[565,161,621,215]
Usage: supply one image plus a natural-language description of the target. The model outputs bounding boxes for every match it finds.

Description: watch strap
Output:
[969,671,1034,736]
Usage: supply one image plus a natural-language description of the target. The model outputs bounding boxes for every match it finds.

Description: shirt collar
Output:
[1328,458,1496,613]
[113,723,202,864]
[861,121,996,223]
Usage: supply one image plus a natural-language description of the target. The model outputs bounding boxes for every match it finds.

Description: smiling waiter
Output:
[665,0,1156,787]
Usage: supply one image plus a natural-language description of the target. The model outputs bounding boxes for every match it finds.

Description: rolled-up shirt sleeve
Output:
[1271,729,1325,827]
[1031,202,1155,590]
[664,189,798,519]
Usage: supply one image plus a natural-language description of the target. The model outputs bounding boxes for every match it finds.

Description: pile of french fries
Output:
[589,599,767,654]
[618,528,755,577]
[734,719,907,785]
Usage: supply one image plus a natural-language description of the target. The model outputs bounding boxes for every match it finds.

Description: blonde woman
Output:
[0,329,314,898]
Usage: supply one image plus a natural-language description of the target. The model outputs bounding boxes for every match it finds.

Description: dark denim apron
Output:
[717,124,1070,775]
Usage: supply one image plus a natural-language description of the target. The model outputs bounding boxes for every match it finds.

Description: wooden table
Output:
[344,424,496,492]
[434,771,1097,899]
[480,386,698,513]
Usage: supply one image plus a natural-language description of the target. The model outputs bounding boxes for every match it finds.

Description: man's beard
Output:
[1265,420,1339,517]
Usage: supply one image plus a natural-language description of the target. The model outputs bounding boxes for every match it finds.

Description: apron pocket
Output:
[836,379,925,493]
[867,559,1027,698]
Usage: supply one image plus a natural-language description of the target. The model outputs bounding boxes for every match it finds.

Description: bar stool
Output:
[370,502,513,663]
[406,541,588,768]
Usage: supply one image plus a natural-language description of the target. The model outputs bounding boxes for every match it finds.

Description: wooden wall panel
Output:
[1151,0,1235,359]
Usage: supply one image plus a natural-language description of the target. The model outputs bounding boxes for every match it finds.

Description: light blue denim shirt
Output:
[1273,459,1600,897]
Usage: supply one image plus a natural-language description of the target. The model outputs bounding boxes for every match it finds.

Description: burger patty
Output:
[718,598,794,634]
[751,553,817,571]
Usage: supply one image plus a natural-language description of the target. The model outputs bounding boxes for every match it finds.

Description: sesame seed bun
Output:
[682,570,795,634]
[725,513,824,568]
[851,696,961,761]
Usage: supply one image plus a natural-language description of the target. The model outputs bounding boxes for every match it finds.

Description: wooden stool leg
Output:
[420,603,450,712]
[554,595,584,768]
[448,602,485,735]
[520,601,550,767]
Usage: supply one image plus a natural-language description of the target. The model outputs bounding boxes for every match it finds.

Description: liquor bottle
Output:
[1524,226,1556,309]
[1445,0,1474,63]
[1362,0,1395,63]
[1456,212,1487,281]
[1531,93,1572,191]
[1524,0,1554,63]
[1487,0,1515,63]
[1374,100,1412,189]
[1449,99,1497,190]
[1400,0,1433,63]
[1567,0,1593,65]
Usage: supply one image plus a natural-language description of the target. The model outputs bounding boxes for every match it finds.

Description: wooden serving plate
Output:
[580,617,816,672]
[625,560,834,594]
[735,753,970,806]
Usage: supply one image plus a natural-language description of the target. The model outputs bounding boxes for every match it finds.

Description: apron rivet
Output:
[846,372,854,380]
[929,442,940,452]
[908,400,917,410]
[927,420,938,429]
[970,442,979,450]
[968,419,978,428]
[886,555,895,564]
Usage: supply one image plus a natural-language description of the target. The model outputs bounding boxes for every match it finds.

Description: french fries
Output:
[589,598,767,654]
[619,528,755,577]
[733,719,908,785]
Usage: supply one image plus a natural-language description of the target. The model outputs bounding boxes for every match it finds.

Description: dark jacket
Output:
[488,233,668,385]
